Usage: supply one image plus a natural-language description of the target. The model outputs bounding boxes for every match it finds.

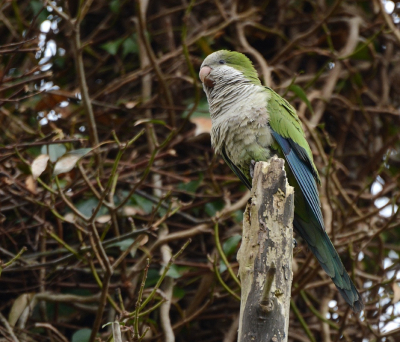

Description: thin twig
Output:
[214,223,241,288]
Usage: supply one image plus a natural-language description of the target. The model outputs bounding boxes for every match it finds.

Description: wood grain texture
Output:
[237,157,294,342]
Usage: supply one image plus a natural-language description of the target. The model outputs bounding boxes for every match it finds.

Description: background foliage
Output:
[1,0,400,341]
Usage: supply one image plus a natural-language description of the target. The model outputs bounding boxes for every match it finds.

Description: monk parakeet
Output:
[199,50,363,313]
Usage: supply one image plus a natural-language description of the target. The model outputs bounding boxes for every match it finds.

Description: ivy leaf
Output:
[205,200,224,217]
[177,175,203,194]
[71,329,92,342]
[130,194,154,214]
[41,144,66,162]
[109,0,120,13]
[166,264,189,279]
[122,36,138,58]
[101,38,124,55]
[289,84,314,115]
[222,234,242,257]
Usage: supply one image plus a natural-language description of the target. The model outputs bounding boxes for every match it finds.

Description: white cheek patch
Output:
[212,65,244,85]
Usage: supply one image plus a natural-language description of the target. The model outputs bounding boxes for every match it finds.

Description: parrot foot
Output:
[250,160,256,178]
[293,239,297,248]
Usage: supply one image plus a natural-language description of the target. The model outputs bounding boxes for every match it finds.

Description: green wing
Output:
[267,87,320,183]
[267,87,323,229]
[266,88,364,312]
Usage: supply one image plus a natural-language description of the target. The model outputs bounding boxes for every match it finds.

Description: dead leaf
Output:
[35,93,69,111]
[96,215,111,224]
[31,154,50,179]
[392,282,400,304]
[122,206,145,216]
[139,234,149,246]
[125,101,138,109]
[25,175,36,194]
[64,213,76,223]
[190,117,212,136]
[53,148,92,176]
[8,293,35,326]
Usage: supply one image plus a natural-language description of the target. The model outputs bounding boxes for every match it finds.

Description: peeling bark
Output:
[237,158,294,342]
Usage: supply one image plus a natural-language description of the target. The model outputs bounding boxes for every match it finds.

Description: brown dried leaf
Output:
[8,293,35,326]
[392,282,400,304]
[96,215,111,224]
[190,117,212,136]
[53,148,92,176]
[64,213,76,223]
[122,206,145,216]
[125,101,138,109]
[139,234,149,246]
[25,175,36,194]
[31,154,50,180]
[35,93,69,111]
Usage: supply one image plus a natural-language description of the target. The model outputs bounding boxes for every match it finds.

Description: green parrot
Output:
[199,50,363,313]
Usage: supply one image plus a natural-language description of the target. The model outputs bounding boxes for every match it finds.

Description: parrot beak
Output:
[199,66,215,88]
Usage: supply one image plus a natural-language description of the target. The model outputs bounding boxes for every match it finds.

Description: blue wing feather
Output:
[271,130,324,230]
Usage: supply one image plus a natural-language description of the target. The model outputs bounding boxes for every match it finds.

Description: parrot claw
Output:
[293,239,297,248]
[250,160,256,178]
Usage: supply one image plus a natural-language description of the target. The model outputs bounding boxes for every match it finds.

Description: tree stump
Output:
[237,157,294,342]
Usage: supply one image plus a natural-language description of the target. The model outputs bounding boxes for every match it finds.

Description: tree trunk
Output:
[237,157,294,342]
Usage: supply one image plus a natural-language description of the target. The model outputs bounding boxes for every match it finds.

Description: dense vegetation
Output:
[1,0,400,341]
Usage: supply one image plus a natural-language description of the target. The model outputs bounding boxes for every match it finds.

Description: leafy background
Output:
[1,0,400,341]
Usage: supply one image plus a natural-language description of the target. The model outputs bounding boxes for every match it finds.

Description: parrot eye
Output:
[219,60,225,65]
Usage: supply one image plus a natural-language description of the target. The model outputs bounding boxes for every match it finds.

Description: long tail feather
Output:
[294,216,364,313]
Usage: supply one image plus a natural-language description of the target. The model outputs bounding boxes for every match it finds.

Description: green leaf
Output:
[134,119,167,126]
[351,72,364,88]
[177,175,203,194]
[166,264,189,279]
[222,234,242,257]
[173,287,186,300]
[41,144,66,162]
[54,56,66,68]
[30,1,43,15]
[130,194,154,214]
[30,2,48,23]
[101,38,124,55]
[232,210,243,223]
[205,200,224,217]
[109,0,120,13]
[26,146,42,158]
[219,260,227,273]
[108,238,135,251]
[71,329,92,342]
[145,269,160,288]
[349,43,372,61]
[289,84,314,115]
[122,36,138,58]
[166,264,181,279]
[75,197,108,218]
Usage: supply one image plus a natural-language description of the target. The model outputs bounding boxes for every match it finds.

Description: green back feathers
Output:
[267,87,321,183]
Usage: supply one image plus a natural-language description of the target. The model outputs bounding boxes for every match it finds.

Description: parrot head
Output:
[199,50,261,91]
